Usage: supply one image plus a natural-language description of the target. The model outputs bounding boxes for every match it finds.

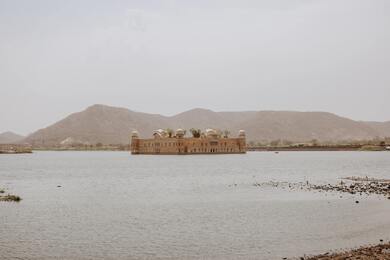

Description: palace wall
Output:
[131,136,246,155]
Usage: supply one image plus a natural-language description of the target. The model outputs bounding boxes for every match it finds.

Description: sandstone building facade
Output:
[131,129,246,155]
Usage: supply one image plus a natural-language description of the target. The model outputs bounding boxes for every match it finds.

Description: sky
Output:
[0,0,389,135]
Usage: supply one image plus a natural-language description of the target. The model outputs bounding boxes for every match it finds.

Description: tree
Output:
[257,142,265,147]
[223,130,230,138]
[310,139,318,146]
[282,140,293,146]
[248,141,255,147]
[166,128,174,138]
[270,139,281,147]
[190,128,201,138]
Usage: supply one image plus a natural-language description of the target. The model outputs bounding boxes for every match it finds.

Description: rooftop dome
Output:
[176,128,184,134]
[153,129,168,138]
[205,128,218,137]
[176,128,185,138]
[131,130,139,138]
[205,128,216,134]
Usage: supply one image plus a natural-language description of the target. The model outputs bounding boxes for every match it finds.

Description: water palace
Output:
[131,129,246,155]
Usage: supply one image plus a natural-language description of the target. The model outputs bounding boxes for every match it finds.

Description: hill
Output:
[364,121,390,137]
[23,104,390,146]
[0,131,25,144]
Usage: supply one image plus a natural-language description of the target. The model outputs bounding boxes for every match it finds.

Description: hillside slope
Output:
[0,131,25,144]
[238,111,380,142]
[24,104,390,146]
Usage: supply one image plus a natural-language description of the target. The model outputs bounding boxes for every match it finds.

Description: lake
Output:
[1,151,390,259]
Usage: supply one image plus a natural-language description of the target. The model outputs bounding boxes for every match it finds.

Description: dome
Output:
[176,128,184,134]
[131,130,139,138]
[205,128,216,134]
[153,129,168,138]
[176,128,185,138]
[205,128,218,137]
[238,130,246,137]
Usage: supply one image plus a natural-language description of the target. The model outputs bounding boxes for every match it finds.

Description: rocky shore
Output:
[253,177,390,199]
[253,177,390,258]
[309,179,390,199]
[299,241,390,259]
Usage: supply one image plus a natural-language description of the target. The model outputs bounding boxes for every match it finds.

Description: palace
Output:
[131,129,246,155]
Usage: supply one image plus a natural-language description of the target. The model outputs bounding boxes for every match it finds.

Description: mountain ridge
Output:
[0,131,25,144]
[23,104,390,146]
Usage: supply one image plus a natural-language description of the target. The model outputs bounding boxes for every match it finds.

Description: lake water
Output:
[1,151,390,259]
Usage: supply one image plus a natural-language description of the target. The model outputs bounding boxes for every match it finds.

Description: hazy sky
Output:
[0,0,389,135]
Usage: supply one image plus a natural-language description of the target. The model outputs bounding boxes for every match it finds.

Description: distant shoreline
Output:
[0,144,32,154]
[248,145,389,152]
[31,147,390,152]
[30,148,388,152]
[32,148,128,152]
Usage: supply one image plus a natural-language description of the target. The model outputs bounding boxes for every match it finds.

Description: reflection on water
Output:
[1,151,390,259]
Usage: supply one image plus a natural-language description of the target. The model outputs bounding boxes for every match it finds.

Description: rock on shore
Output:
[300,242,390,259]
[253,177,390,198]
